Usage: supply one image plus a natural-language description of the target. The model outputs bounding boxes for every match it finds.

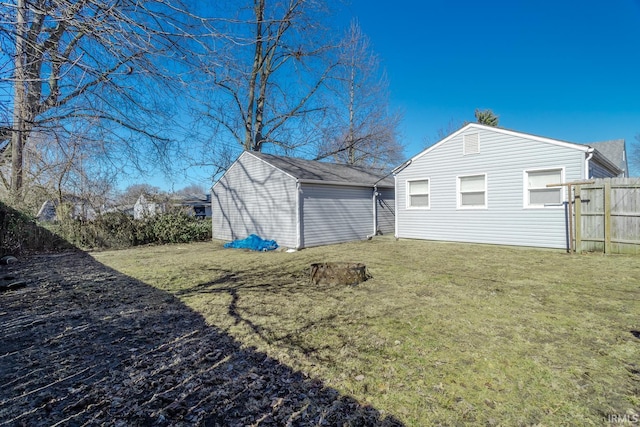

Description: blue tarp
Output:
[223,234,279,251]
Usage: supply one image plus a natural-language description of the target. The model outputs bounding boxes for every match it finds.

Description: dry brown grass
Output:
[93,237,640,426]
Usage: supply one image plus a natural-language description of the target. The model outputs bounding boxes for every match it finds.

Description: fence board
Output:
[575,178,640,254]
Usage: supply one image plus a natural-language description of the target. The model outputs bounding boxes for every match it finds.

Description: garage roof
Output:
[251,152,394,187]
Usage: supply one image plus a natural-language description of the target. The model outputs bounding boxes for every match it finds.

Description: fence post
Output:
[563,201,570,253]
[574,185,582,253]
[568,184,574,253]
[604,181,612,254]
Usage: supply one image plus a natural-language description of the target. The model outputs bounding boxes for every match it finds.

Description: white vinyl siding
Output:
[376,187,395,235]
[458,174,487,209]
[407,179,430,208]
[525,168,564,208]
[213,151,395,249]
[396,125,587,249]
[301,184,373,247]
[211,153,298,248]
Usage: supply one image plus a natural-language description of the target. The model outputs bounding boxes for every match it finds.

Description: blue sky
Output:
[344,0,640,175]
[146,0,640,191]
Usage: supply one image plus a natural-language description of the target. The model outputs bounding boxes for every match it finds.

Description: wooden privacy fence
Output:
[573,178,640,254]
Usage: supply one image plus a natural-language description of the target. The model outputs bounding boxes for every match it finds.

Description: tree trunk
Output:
[245,0,264,152]
[347,60,356,165]
[10,0,27,200]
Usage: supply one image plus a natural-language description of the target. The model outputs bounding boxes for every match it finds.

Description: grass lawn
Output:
[93,237,640,426]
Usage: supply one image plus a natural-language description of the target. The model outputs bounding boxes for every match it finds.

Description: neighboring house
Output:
[178,194,212,219]
[588,139,629,178]
[117,204,135,217]
[101,203,134,217]
[394,123,626,249]
[36,200,57,222]
[37,193,211,222]
[132,193,212,220]
[133,194,168,220]
[36,197,98,222]
[211,151,395,249]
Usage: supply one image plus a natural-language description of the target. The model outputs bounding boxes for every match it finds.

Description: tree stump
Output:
[309,262,368,286]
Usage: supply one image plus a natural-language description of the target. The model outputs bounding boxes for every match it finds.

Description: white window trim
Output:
[457,173,488,210]
[406,178,430,209]
[523,167,566,209]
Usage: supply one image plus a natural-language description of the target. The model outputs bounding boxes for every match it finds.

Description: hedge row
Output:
[50,209,212,250]
[0,201,212,255]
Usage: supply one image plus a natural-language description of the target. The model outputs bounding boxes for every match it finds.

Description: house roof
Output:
[588,139,628,177]
[249,152,394,187]
[36,200,57,221]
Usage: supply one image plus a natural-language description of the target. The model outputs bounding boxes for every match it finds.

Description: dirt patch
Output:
[0,251,402,426]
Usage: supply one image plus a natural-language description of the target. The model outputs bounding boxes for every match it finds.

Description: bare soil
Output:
[0,251,402,426]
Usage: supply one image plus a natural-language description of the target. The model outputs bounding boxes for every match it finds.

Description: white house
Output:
[132,193,212,220]
[36,196,98,222]
[394,123,626,249]
[211,151,395,249]
[133,194,168,220]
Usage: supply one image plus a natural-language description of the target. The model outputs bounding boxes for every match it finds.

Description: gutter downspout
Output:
[389,159,412,240]
[585,149,594,180]
[367,163,410,241]
[296,180,303,249]
[368,185,379,239]
[394,174,399,239]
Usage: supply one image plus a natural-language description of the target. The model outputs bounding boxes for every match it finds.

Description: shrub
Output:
[43,209,211,250]
[151,210,211,244]
[0,201,73,256]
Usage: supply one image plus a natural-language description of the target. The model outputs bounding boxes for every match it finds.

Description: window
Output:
[463,133,480,155]
[458,174,487,208]
[407,179,429,208]
[525,168,563,207]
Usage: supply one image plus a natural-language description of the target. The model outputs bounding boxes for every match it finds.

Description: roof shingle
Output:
[588,139,628,177]
[250,152,394,187]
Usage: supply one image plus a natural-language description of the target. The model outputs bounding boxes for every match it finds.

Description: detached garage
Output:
[211,151,394,249]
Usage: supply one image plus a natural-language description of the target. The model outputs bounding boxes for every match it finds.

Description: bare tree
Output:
[316,20,403,169]
[116,183,163,206]
[196,0,338,156]
[10,121,123,217]
[423,118,464,148]
[172,183,207,198]
[0,0,205,201]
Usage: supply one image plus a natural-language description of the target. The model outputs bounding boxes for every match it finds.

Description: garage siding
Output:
[376,187,395,235]
[211,154,298,248]
[301,184,374,248]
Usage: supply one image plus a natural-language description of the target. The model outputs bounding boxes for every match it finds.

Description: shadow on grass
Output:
[0,201,74,256]
[175,272,360,361]
[0,252,403,426]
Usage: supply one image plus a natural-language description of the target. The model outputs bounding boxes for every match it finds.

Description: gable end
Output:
[408,123,591,165]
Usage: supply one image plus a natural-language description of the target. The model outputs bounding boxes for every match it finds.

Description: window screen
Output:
[526,169,562,206]
[459,174,486,208]
[408,179,429,208]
